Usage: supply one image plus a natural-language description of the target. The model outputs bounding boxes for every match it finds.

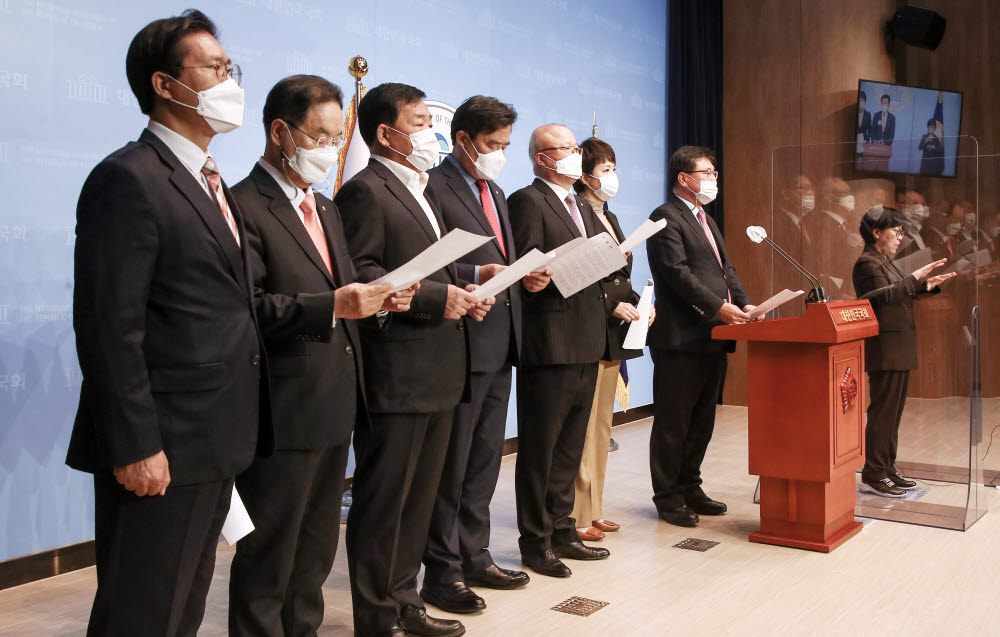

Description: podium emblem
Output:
[840,367,858,413]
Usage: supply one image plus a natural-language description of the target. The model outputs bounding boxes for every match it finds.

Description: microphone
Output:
[746,226,826,303]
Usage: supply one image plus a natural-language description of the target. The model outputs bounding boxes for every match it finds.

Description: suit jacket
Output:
[507,178,606,368]
[232,163,366,449]
[593,207,642,362]
[646,194,750,353]
[852,244,938,371]
[67,129,273,486]
[427,157,522,372]
[857,109,872,142]
[335,158,469,413]
[803,209,858,297]
[871,111,896,145]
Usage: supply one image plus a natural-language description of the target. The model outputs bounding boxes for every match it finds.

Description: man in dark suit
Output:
[507,123,610,579]
[856,90,872,156]
[806,177,863,298]
[646,145,754,528]
[420,96,549,613]
[67,11,272,636]
[335,82,493,637]
[871,94,896,146]
[227,75,414,636]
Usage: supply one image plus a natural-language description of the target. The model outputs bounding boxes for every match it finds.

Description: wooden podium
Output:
[713,300,879,552]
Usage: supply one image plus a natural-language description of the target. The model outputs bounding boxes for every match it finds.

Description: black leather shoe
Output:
[659,504,699,527]
[399,605,465,636]
[380,620,407,637]
[889,471,918,490]
[521,549,572,578]
[552,540,610,561]
[420,582,485,614]
[465,564,530,590]
[685,494,727,516]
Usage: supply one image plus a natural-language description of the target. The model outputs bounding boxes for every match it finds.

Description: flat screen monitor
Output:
[855,79,963,177]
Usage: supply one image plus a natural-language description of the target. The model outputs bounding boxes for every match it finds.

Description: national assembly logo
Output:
[424,100,455,169]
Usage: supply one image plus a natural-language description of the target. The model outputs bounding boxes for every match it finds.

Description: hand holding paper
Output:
[549,234,627,298]
[472,249,555,301]
[623,280,654,349]
[747,289,804,320]
[372,229,491,293]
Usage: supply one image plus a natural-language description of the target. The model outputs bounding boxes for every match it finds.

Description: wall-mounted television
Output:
[855,79,963,177]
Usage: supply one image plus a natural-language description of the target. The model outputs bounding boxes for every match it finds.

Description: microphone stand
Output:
[761,236,826,303]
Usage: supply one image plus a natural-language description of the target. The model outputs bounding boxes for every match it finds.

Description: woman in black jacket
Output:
[852,206,954,498]
[570,137,655,540]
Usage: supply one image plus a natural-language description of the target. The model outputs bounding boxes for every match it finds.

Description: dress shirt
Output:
[257,158,318,230]
[146,119,213,197]
[539,177,576,219]
[372,155,441,238]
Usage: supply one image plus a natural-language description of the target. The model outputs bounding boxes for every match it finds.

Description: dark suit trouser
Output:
[229,443,350,637]
[88,471,233,637]
[650,348,726,511]
[862,370,910,483]
[515,363,599,553]
[424,366,512,584]
[346,410,454,636]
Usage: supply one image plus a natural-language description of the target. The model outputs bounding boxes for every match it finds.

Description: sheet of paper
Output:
[549,233,627,298]
[618,218,667,255]
[623,280,655,350]
[371,228,492,293]
[942,249,992,275]
[748,289,805,320]
[221,486,254,545]
[893,247,934,274]
[472,248,554,302]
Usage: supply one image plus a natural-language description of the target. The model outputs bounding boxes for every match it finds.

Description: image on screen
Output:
[854,79,963,177]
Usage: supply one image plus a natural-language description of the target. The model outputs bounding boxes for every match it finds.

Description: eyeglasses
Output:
[538,145,581,155]
[175,62,243,86]
[687,169,719,180]
[288,121,345,150]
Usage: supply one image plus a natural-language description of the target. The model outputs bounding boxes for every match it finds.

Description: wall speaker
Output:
[887,5,947,50]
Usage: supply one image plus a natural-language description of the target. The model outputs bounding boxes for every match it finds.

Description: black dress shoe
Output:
[552,540,610,561]
[659,504,699,527]
[399,605,465,636]
[380,620,408,637]
[521,549,572,578]
[685,494,727,516]
[465,564,530,590]
[420,582,485,614]
[889,471,918,490]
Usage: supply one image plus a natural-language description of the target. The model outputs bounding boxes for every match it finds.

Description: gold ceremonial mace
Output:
[592,109,599,139]
[348,55,368,111]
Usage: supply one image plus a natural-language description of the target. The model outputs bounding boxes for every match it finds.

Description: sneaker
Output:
[889,472,917,490]
[860,478,906,498]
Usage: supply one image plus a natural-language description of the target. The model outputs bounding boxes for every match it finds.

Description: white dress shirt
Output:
[257,158,319,231]
[146,119,212,197]
[372,155,441,238]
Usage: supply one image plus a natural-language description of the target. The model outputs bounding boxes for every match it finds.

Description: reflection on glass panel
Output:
[767,140,990,531]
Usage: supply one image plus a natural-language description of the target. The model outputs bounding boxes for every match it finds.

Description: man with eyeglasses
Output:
[227,75,416,637]
[506,124,610,579]
[66,11,272,636]
[646,145,754,528]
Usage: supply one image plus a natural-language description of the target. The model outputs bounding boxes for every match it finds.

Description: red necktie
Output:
[699,209,731,304]
[300,193,332,276]
[476,179,506,259]
[201,157,240,246]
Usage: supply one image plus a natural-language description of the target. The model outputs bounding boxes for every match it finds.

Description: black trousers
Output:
[88,471,233,637]
[424,365,512,584]
[863,370,910,483]
[346,410,454,636]
[229,443,351,637]
[515,363,599,553]
[650,348,726,511]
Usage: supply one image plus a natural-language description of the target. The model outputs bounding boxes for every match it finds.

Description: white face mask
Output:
[800,195,815,212]
[387,126,439,172]
[964,212,977,227]
[838,195,855,211]
[903,204,928,226]
[685,175,718,205]
[541,151,583,179]
[461,139,506,181]
[587,172,619,201]
[282,125,339,185]
[946,222,962,236]
[991,226,1000,238]
[170,77,244,134]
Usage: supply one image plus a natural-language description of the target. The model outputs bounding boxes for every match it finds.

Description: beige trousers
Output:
[571,360,621,526]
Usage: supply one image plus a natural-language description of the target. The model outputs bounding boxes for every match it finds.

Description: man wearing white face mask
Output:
[421,96,546,613]
[805,177,860,296]
[336,82,494,637]
[569,137,655,542]
[67,11,273,637]
[646,145,753,528]
[896,189,930,260]
[227,75,416,637]
[507,124,610,578]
